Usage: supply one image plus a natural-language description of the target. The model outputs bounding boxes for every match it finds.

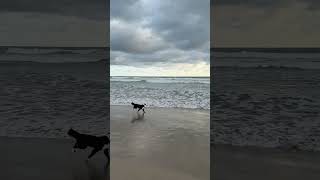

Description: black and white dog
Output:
[68,128,110,164]
[131,102,146,113]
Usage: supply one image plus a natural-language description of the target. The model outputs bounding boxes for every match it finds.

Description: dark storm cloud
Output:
[148,0,209,50]
[0,0,108,20]
[110,0,210,66]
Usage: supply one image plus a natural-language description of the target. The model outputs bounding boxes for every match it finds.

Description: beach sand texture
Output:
[212,145,320,180]
[111,105,210,180]
[2,106,320,180]
[1,137,109,180]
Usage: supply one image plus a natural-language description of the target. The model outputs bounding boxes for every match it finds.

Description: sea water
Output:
[110,76,210,110]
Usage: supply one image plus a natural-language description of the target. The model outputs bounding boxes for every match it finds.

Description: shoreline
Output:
[3,103,319,154]
[110,104,210,112]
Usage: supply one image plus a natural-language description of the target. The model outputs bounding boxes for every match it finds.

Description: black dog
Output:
[131,102,146,113]
[68,128,110,163]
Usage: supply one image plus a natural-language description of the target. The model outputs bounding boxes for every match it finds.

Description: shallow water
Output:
[111,77,210,110]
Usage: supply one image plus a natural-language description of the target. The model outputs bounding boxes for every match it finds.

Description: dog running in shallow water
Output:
[67,128,110,164]
[131,102,146,113]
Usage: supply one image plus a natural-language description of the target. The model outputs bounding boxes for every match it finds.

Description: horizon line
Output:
[111,76,210,77]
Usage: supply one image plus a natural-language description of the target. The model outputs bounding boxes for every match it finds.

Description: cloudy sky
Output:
[110,0,210,77]
[213,0,320,47]
[0,0,108,47]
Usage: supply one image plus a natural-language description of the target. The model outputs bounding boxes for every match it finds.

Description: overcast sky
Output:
[213,0,320,47]
[0,0,108,47]
[110,0,210,77]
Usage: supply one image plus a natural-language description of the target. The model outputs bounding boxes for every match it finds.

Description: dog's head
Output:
[131,102,134,105]
[67,128,79,138]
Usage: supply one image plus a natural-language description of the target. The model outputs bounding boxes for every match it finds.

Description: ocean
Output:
[111,76,210,109]
[1,46,320,152]
[0,46,209,139]
[0,47,109,138]
[212,49,320,151]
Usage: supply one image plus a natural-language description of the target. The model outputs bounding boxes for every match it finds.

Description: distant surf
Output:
[111,76,210,110]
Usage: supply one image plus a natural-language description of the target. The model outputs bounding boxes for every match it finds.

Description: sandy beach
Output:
[110,105,210,180]
[2,105,209,180]
[1,137,109,180]
[3,105,320,180]
[212,144,320,180]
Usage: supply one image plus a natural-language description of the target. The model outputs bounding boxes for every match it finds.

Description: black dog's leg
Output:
[87,148,101,160]
[138,108,141,112]
[104,148,110,166]
[73,142,79,152]
[142,108,145,113]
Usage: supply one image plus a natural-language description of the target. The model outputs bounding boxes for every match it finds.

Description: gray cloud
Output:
[213,0,285,7]
[110,20,168,54]
[110,0,210,67]
[0,0,108,46]
[110,0,142,21]
[213,0,320,9]
[0,0,108,20]
[111,49,209,66]
[146,0,209,50]
[212,0,320,47]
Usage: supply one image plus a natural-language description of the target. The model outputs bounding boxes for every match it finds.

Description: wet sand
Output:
[110,105,210,180]
[3,103,320,180]
[1,137,109,180]
[212,144,320,180]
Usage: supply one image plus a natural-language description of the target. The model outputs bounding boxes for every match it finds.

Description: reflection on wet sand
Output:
[111,105,210,180]
[84,161,109,180]
[131,112,145,123]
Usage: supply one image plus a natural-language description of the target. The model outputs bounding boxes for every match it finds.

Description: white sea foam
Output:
[212,52,320,151]
[110,77,210,109]
[111,76,210,84]
[213,51,320,69]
